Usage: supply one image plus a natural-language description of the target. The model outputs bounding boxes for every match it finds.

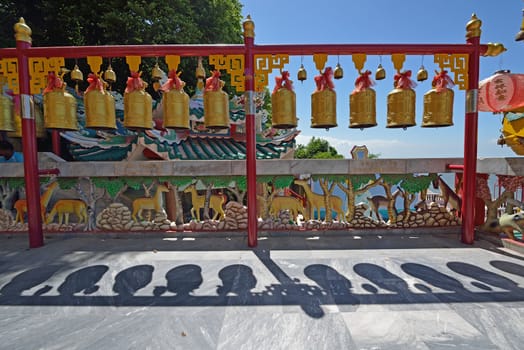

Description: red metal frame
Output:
[1,16,491,248]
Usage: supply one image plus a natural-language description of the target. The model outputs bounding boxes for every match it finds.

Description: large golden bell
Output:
[0,94,15,131]
[349,88,377,129]
[124,89,153,130]
[421,88,453,127]
[311,89,337,129]
[8,102,46,138]
[43,88,78,130]
[163,89,190,129]
[386,88,416,128]
[84,89,116,129]
[271,88,297,129]
[204,90,229,129]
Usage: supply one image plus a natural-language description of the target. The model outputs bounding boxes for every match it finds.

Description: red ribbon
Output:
[125,71,145,93]
[43,72,63,94]
[205,70,222,91]
[314,67,335,92]
[394,70,416,90]
[161,69,184,91]
[85,73,105,93]
[352,70,374,94]
[273,71,294,94]
[432,70,454,92]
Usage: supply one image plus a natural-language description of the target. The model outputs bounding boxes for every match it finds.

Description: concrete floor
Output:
[1,232,524,350]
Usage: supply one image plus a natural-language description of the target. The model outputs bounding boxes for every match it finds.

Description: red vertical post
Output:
[15,18,44,248]
[243,16,257,247]
[52,130,61,156]
[462,14,482,244]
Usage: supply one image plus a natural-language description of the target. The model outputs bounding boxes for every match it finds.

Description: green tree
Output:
[0,0,244,94]
[295,137,343,159]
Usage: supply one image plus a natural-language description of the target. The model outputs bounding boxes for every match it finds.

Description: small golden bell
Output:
[103,64,116,84]
[375,64,386,80]
[70,64,83,82]
[417,66,428,82]
[297,64,307,82]
[196,58,206,80]
[152,63,164,80]
[334,63,343,79]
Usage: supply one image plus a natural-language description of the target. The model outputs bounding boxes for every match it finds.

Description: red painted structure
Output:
[0,15,499,248]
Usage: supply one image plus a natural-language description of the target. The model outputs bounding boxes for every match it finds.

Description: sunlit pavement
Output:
[1,232,524,350]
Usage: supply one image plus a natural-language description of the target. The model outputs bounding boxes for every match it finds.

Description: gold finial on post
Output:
[14,17,32,43]
[466,13,482,39]
[243,15,255,39]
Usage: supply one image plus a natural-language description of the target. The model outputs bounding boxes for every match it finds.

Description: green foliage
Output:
[159,176,193,188]
[3,178,25,189]
[93,178,125,198]
[0,0,243,94]
[382,174,406,186]
[400,174,435,193]
[199,176,232,188]
[234,176,247,191]
[295,137,343,159]
[349,174,376,190]
[257,175,294,189]
[125,177,146,191]
[312,174,346,183]
[57,178,78,190]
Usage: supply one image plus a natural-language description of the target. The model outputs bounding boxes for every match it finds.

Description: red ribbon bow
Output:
[85,73,105,93]
[432,70,454,92]
[394,70,416,90]
[314,67,335,92]
[273,71,294,94]
[161,69,184,91]
[43,72,64,94]
[353,70,374,94]
[205,70,222,91]
[125,71,145,93]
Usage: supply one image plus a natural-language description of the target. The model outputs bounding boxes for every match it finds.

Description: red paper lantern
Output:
[478,70,524,112]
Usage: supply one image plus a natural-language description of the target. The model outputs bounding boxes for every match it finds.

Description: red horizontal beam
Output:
[446,164,464,171]
[0,43,487,59]
[37,168,60,176]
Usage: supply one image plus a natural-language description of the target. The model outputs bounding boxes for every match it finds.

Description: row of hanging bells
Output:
[272,66,454,130]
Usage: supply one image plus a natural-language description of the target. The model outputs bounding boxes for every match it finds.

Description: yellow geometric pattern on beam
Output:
[209,54,245,92]
[28,57,65,94]
[254,54,289,92]
[0,58,19,94]
[391,54,406,72]
[87,56,103,74]
[165,55,181,72]
[313,54,328,72]
[126,56,141,73]
[434,54,468,90]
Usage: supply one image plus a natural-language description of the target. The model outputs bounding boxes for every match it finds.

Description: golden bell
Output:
[421,87,453,127]
[204,90,229,129]
[375,64,386,80]
[152,63,164,80]
[124,89,153,130]
[8,102,46,138]
[386,88,416,128]
[297,64,307,82]
[0,94,15,131]
[103,65,116,84]
[311,89,337,129]
[70,64,83,82]
[163,89,190,129]
[349,88,377,129]
[417,66,428,82]
[334,63,344,80]
[43,88,78,130]
[84,89,116,129]
[272,88,297,129]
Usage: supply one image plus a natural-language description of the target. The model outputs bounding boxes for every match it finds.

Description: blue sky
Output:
[240,0,524,158]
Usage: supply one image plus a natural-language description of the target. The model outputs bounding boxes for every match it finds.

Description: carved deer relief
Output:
[132,184,170,221]
[432,176,462,215]
[14,181,59,224]
[367,189,402,221]
[269,196,306,222]
[293,179,345,222]
[46,199,88,225]
[183,184,225,221]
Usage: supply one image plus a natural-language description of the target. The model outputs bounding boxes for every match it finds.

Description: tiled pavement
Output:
[1,232,524,350]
